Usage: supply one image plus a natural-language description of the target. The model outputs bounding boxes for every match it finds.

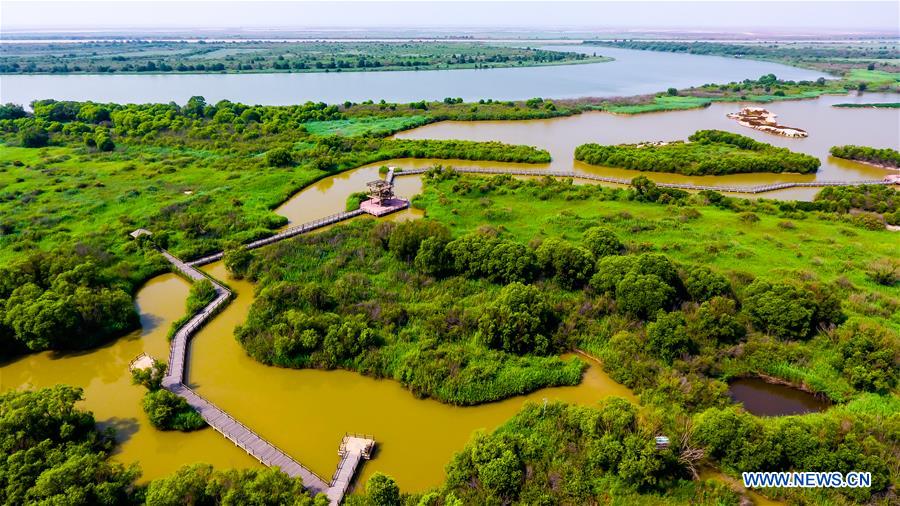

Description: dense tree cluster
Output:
[0,252,138,355]
[574,129,820,175]
[231,219,593,405]
[830,144,900,169]
[433,399,733,505]
[145,464,324,505]
[131,358,206,432]
[0,40,597,75]
[694,405,894,499]
[0,386,138,505]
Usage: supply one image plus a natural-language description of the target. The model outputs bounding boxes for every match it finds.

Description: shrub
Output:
[743,280,816,340]
[866,258,899,286]
[265,147,293,167]
[646,311,694,362]
[683,265,730,301]
[615,272,676,319]
[582,226,624,258]
[21,127,49,148]
[478,282,557,355]
[837,321,899,393]
[388,219,450,261]
[690,297,746,344]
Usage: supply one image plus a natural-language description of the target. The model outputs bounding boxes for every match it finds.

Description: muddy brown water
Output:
[393,92,900,201]
[728,378,830,417]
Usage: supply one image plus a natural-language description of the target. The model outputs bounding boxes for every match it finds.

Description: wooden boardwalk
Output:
[188,209,365,267]
[388,166,892,194]
[168,382,330,495]
[159,220,377,504]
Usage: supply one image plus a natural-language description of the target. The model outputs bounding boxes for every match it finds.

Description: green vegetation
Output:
[832,102,900,108]
[814,184,900,226]
[0,249,142,357]
[582,72,897,115]
[167,278,219,337]
[0,385,323,505]
[0,97,552,357]
[146,464,325,505]
[412,400,739,505]
[0,386,139,505]
[585,39,900,75]
[575,129,820,175]
[404,171,898,504]
[231,218,586,405]
[131,358,206,432]
[0,40,608,74]
[830,144,900,170]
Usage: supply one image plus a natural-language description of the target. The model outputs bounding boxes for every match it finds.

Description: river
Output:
[0,46,825,106]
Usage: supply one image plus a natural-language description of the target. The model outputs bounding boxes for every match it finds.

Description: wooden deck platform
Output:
[359,197,409,217]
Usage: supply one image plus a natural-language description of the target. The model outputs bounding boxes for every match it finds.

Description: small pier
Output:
[327,434,376,504]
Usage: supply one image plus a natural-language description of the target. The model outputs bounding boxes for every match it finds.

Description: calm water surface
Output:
[0,46,824,106]
[394,92,900,200]
[728,378,829,417]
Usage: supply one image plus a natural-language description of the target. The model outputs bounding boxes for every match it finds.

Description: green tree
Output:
[21,126,49,147]
[646,311,694,362]
[690,296,745,344]
[366,472,401,506]
[837,320,898,393]
[582,226,624,258]
[265,147,294,167]
[477,282,556,355]
[683,265,730,301]
[142,389,206,431]
[615,272,675,319]
[743,280,816,340]
[388,219,450,261]
[224,246,254,279]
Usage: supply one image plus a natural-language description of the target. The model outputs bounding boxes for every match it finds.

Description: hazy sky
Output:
[2,1,898,32]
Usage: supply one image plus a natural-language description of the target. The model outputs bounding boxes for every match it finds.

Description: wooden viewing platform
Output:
[388,166,894,194]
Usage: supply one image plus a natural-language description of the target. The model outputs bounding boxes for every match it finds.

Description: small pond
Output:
[728,377,830,416]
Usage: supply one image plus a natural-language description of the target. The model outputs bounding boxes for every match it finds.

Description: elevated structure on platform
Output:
[360,179,409,217]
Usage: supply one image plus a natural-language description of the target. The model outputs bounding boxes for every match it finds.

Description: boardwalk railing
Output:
[187,209,365,267]
[169,382,330,495]
[390,166,891,194]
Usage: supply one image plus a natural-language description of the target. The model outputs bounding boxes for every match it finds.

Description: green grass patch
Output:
[303,115,430,136]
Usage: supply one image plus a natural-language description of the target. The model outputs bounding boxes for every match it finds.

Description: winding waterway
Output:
[393,92,900,200]
[0,46,824,106]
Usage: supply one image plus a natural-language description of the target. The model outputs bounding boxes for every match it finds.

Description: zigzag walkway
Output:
[387,166,890,194]
[158,212,378,504]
